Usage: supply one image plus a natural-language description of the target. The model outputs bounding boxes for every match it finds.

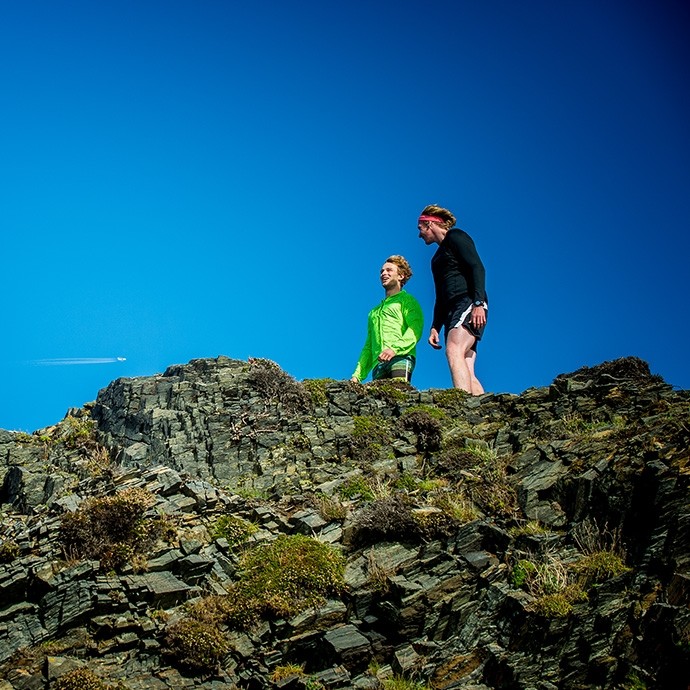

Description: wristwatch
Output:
[473,300,486,308]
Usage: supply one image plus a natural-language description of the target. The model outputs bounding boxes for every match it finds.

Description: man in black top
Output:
[418,204,488,394]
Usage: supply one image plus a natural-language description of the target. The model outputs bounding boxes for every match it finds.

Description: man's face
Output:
[418,221,436,245]
[380,262,404,291]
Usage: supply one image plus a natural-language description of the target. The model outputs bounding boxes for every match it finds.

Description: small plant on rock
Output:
[0,539,20,563]
[338,475,375,501]
[247,358,310,411]
[302,378,333,406]
[571,550,631,586]
[510,553,588,618]
[383,676,432,690]
[315,494,348,521]
[53,668,111,690]
[400,407,444,453]
[430,489,481,523]
[365,378,410,404]
[271,664,306,681]
[221,534,346,628]
[349,415,392,464]
[211,515,257,549]
[59,487,169,571]
[164,617,230,672]
[432,388,468,414]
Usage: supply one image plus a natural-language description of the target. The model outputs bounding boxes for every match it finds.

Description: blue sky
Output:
[2,0,688,432]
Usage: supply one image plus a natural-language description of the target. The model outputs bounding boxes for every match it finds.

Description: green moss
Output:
[353,415,391,441]
[532,585,588,618]
[302,378,334,406]
[220,534,345,628]
[339,476,375,501]
[433,388,468,413]
[403,404,448,421]
[211,515,257,548]
[510,559,538,588]
[350,415,392,464]
[365,379,410,403]
[571,550,631,586]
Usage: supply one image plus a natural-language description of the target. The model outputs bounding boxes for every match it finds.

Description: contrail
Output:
[32,357,127,366]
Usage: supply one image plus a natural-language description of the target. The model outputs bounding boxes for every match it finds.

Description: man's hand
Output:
[378,348,396,362]
[471,305,486,329]
[428,328,442,350]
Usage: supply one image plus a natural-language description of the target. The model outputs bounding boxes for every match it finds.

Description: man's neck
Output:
[385,286,402,298]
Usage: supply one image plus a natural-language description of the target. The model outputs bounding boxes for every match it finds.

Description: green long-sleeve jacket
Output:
[352,290,424,382]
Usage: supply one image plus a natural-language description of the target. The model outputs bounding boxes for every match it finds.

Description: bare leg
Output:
[464,346,484,395]
[445,326,483,394]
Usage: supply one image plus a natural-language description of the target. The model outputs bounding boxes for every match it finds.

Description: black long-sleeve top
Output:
[431,227,488,332]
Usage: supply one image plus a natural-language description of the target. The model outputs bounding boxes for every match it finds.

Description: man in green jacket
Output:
[351,255,424,383]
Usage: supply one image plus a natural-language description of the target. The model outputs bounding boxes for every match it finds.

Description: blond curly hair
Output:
[385,255,413,286]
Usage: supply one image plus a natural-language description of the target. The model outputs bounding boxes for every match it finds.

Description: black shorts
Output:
[444,296,487,344]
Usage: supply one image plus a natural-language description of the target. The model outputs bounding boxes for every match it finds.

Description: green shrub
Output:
[271,664,306,681]
[302,379,333,406]
[510,559,538,588]
[571,550,631,586]
[430,490,480,523]
[211,515,257,548]
[56,415,96,449]
[400,408,443,453]
[511,554,588,618]
[315,494,348,521]
[349,415,392,463]
[394,473,419,492]
[432,388,468,413]
[247,358,310,411]
[221,534,345,628]
[164,618,230,672]
[365,378,410,403]
[339,476,375,501]
[0,540,20,563]
[532,585,588,618]
[59,487,169,571]
[53,668,110,690]
[433,441,517,516]
[383,676,432,690]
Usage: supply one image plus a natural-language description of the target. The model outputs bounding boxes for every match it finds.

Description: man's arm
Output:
[351,320,374,382]
[447,231,487,303]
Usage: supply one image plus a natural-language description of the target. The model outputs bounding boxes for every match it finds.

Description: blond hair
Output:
[385,255,413,286]
[420,204,456,229]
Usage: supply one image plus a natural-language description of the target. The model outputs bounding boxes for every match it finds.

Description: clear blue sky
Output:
[2,0,688,432]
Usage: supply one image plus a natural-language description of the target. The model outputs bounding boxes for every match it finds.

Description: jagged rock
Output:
[0,355,688,689]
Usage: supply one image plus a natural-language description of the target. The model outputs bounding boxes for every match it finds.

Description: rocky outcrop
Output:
[0,355,688,689]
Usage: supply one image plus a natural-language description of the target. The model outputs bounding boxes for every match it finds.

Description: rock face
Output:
[0,355,688,689]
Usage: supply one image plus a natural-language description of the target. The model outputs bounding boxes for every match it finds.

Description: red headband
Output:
[418,214,444,224]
